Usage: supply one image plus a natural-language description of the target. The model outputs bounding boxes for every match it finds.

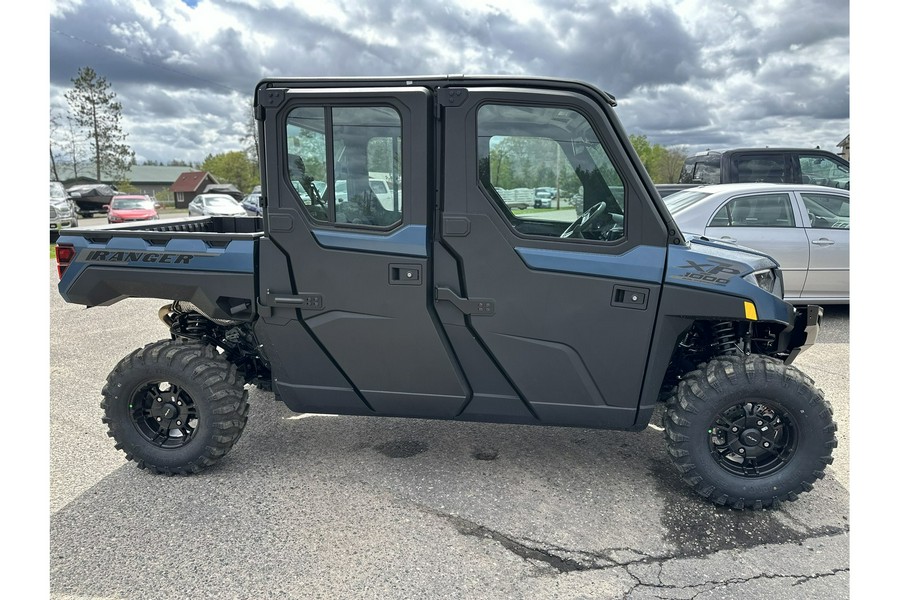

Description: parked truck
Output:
[656,147,850,197]
[55,76,835,509]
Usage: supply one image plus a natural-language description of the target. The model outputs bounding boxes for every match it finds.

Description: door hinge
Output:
[264,290,324,310]
[436,87,469,108]
[435,287,494,316]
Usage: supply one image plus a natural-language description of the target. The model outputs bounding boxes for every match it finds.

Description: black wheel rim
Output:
[707,400,798,477]
[129,381,199,449]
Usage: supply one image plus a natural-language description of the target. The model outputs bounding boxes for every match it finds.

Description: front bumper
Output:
[782,305,823,365]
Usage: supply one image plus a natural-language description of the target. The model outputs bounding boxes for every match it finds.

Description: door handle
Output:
[719,236,736,243]
[811,238,835,246]
[611,285,649,310]
[389,264,422,285]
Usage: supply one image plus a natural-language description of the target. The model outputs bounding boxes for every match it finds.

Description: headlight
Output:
[743,269,781,297]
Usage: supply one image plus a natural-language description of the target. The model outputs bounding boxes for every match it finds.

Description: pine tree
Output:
[64,67,134,182]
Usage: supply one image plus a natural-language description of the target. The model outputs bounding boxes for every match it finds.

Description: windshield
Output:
[112,198,154,209]
[664,190,712,213]
[50,182,66,199]
[205,196,238,206]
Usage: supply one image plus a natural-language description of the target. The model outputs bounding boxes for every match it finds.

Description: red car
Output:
[107,195,160,224]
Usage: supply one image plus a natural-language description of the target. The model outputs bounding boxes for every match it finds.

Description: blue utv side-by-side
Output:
[56,76,835,510]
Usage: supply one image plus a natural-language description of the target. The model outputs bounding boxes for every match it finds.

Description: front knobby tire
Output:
[101,339,249,475]
[663,354,837,509]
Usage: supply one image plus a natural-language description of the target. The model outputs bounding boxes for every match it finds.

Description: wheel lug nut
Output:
[176,420,182,426]
[738,448,745,454]
[763,442,771,448]
[757,420,763,426]
[177,401,182,406]
[732,426,739,433]
[156,416,162,422]
[157,398,162,403]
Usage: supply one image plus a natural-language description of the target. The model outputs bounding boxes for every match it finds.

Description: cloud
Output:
[48,0,849,162]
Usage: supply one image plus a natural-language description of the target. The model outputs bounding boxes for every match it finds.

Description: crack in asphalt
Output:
[418,502,848,592]
[425,508,604,573]
[620,567,850,599]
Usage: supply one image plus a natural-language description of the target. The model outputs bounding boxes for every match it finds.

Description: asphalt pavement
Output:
[49,260,850,600]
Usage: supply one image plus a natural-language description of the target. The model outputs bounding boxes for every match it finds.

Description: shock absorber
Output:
[181,313,211,338]
[711,321,738,355]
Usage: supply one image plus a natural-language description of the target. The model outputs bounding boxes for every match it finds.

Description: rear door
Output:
[435,86,670,429]
[258,85,468,417]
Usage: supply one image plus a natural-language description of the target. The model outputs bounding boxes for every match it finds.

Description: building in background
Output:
[837,134,849,161]
[170,171,220,208]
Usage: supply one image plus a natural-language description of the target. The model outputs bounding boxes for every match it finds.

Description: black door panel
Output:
[258,87,469,417]
[436,89,668,428]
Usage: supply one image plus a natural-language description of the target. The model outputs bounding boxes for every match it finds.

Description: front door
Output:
[259,85,468,417]
[797,189,850,300]
[435,87,670,429]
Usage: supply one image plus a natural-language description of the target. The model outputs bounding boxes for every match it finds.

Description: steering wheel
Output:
[561,201,607,239]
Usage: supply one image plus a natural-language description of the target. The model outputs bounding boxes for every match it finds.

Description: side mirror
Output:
[154,202,162,209]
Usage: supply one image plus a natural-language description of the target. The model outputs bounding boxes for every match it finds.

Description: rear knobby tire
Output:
[101,339,249,475]
[663,354,837,509]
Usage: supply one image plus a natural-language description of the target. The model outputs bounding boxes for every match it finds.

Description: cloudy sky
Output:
[48,0,850,165]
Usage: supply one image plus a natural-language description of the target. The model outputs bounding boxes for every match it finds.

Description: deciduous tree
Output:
[201,151,260,193]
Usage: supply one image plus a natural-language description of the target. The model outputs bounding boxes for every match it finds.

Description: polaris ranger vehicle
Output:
[55,76,835,509]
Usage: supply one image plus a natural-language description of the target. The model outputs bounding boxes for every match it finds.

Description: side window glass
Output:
[800,192,849,229]
[333,107,402,227]
[798,155,850,190]
[733,156,787,183]
[286,107,328,221]
[284,105,403,228]
[711,193,795,227]
[678,159,696,184]
[709,203,730,226]
[477,104,625,242]
[693,160,720,184]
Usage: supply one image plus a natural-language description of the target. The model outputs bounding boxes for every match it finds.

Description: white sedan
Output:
[665,183,849,305]
[188,194,248,217]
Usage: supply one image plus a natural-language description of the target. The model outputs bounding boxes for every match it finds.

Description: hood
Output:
[680,232,779,270]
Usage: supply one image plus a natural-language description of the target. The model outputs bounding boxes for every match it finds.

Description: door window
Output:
[800,192,850,229]
[798,155,850,190]
[710,193,795,227]
[477,104,625,242]
[285,105,403,228]
[733,155,788,183]
[692,158,721,184]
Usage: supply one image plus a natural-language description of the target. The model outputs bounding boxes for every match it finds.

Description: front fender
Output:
[665,241,794,324]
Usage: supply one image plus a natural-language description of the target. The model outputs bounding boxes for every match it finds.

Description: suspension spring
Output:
[180,313,213,338]
[711,321,738,355]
